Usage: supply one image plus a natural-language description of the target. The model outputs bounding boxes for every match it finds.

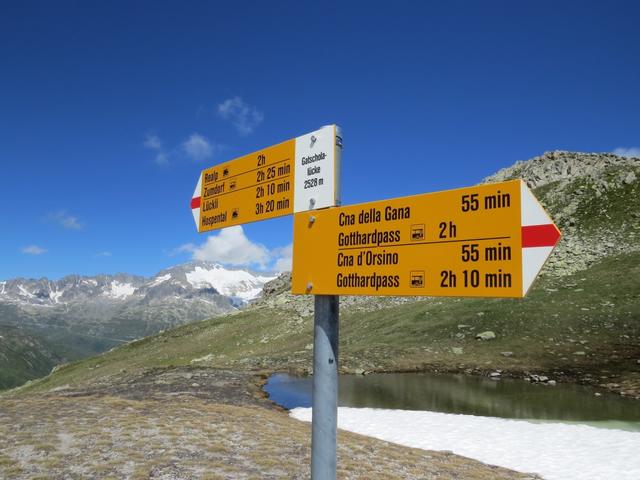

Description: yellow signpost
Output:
[198,139,294,230]
[292,179,560,298]
[191,125,341,232]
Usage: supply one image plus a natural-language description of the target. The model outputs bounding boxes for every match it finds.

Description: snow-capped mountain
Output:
[0,262,275,309]
[0,262,277,358]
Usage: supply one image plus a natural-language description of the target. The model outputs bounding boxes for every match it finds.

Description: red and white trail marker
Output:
[190,174,203,227]
[520,181,562,296]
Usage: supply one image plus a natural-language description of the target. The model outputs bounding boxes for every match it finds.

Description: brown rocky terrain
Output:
[0,368,541,479]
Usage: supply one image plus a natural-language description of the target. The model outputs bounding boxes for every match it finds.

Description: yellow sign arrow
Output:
[191,125,341,232]
[292,180,560,298]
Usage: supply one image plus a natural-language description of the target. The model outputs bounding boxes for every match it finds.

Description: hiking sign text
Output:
[291,179,560,298]
[191,125,341,232]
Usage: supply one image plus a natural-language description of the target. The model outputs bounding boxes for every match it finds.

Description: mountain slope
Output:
[12,249,639,399]
[7,151,640,398]
[0,262,277,338]
[485,150,640,277]
[0,326,64,390]
[0,262,275,389]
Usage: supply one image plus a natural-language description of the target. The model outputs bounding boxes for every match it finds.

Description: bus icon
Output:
[411,224,425,241]
[410,271,424,288]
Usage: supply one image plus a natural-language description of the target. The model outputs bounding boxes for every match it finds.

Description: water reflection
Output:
[264,372,640,425]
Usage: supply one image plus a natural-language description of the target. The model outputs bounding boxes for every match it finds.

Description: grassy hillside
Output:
[0,326,64,390]
[12,249,639,398]
[0,313,124,390]
[4,154,639,397]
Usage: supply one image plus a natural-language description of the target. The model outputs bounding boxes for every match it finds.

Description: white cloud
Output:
[179,226,270,268]
[272,244,292,272]
[613,147,640,158]
[143,133,169,166]
[217,97,264,135]
[48,210,82,230]
[176,227,292,271]
[143,134,162,150]
[154,152,169,166]
[182,133,214,161]
[22,245,47,255]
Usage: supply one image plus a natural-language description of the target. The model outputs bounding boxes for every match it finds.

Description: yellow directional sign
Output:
[292,180,561,298]
[191,125,341,232]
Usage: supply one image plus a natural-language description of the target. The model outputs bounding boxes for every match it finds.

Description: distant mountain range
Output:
[0,262,276,388]
[0,262,275,310]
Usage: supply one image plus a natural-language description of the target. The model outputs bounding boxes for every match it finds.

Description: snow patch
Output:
[49,288,65,303]
[105,281,136,299]
[290,407,640,480]
[0,282,5,295]
[190,353,215,364]
[147,273,171,287]
[185,265,275,301]
[18,285,35,298]
[234,286,265,302]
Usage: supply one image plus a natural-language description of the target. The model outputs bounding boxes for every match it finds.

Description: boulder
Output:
[476,331,496,341]
[624,171,637,185]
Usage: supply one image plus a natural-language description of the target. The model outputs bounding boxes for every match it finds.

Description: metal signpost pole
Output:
[311,294,339,480]
[191,125,343,479]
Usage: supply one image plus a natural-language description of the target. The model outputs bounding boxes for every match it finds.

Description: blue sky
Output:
[1,1,638,280]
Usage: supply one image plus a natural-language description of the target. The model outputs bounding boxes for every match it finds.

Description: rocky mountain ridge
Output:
[0,261,275,309]
[254,151,640,316]
[0,262,276,387]
[495,151,639,278]
[484,150,638,189]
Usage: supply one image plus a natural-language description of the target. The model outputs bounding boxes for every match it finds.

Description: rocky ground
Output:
[486,151,640,278]
[0,368,541,479]
[255,272,422,318]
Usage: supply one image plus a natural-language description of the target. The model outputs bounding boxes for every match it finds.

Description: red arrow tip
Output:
[190,196,201,209]
[522,224,561,248]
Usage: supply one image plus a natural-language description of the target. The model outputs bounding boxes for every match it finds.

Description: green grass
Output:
[9,249,639,396]
[3,162,639,395]
[535,164,640,234]
[0,327,65,390]
[343,250,640,370]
